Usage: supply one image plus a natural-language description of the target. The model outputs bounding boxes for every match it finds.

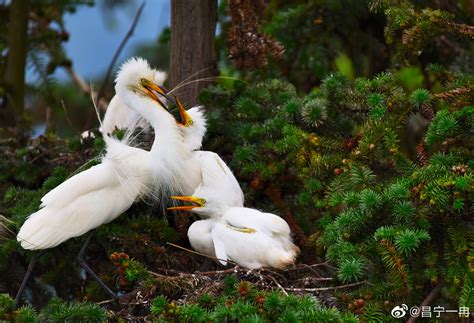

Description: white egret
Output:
[100,70,167,135]
[15,58,175,301]
[15,57,242,302]
[102,71,207,152]
[110,58,239,203]
[169,199,299,269]
[168,160,299,270]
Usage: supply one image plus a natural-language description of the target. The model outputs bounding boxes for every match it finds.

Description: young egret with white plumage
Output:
[105,58,239,204]
[168,164,299,270]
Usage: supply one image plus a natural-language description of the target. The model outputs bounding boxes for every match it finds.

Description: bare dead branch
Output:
[96,1,146,103]
[407,279,444,323]
[60,100,79,135]
[63,66,108,110]
[284,280,368,292]
[268,275,288,296]
[166,242,239,267]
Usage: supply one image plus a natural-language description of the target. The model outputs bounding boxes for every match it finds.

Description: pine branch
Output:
[433,87,471,101]
[444,21,474,38]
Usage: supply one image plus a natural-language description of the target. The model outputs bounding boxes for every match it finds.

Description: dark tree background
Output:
[170,0,218,107]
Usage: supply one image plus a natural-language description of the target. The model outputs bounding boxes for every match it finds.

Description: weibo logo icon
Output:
[391,304,408,318]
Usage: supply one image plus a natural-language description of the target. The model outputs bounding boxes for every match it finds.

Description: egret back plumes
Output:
[193,150,244,209]
[18,139,153,250]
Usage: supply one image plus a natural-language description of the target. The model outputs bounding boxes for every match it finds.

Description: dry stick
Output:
[166,242,240,267]
[268,275,289,296]
[286,263,332,276]
[149,267,237,279]
[63,66,108,110]
[284,280,368,292]
[95,299,115,305]
[64,65,90,94]
[60,100,80,135]
[406,279,444,323]
[296,277,333,282]
[96,1,146,105]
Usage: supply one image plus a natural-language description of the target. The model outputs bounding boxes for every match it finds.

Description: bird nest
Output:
[106,245,366,320]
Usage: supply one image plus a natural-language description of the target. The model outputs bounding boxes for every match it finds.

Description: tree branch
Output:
[63,65,108,110]
[407,279,444,323]
[2,0,29,126]
[96,1,146,104]
[284,280,368,292]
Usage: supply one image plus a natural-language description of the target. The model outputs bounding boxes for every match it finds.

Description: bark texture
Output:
[170,0,217,107]
[2,0,29,126]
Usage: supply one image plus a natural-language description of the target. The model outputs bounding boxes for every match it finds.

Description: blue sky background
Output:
[50,1,170,81]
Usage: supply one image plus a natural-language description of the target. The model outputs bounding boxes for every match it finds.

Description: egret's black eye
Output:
[140,78,148,85]
[199,198,206,206]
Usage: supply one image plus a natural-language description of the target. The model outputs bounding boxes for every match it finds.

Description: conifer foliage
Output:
[0,0,472,320]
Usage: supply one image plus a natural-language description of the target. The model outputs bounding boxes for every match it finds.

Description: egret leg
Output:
[76,232,120,299]
[15,250,47,306]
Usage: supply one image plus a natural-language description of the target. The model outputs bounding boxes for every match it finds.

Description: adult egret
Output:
[111,58,238,202]
[168,161,299,270]
[100,70,167,135]
[15,58,174,301]
[15,57,241,301]
[102,70,207,152]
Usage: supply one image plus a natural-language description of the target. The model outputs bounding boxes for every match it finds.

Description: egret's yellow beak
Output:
[143,82,193,127]
[141,80,168,110]
[168,196,206,211]
[174,96,193,127]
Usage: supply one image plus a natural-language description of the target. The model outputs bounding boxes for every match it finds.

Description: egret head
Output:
[168,195,224,218]
[115,57,168,110]
[174,96,194,127]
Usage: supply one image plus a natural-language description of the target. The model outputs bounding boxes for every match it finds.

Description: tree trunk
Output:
[2,0,29,127]
[170,0,217,107]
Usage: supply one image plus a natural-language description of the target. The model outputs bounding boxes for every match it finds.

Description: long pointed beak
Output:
[145,83,193,127]
[144,84,168,111]
[174,96,193,127]
[167,196,205,211]
[147,83,169,98]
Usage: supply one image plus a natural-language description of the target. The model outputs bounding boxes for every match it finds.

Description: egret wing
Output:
[18,177,135,250]
[40,162,117,209]
[211,227,229,266]
[223,208,291,236]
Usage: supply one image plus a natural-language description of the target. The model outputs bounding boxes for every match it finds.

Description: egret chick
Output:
[170,197,299,269]
[168,155,299,269]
